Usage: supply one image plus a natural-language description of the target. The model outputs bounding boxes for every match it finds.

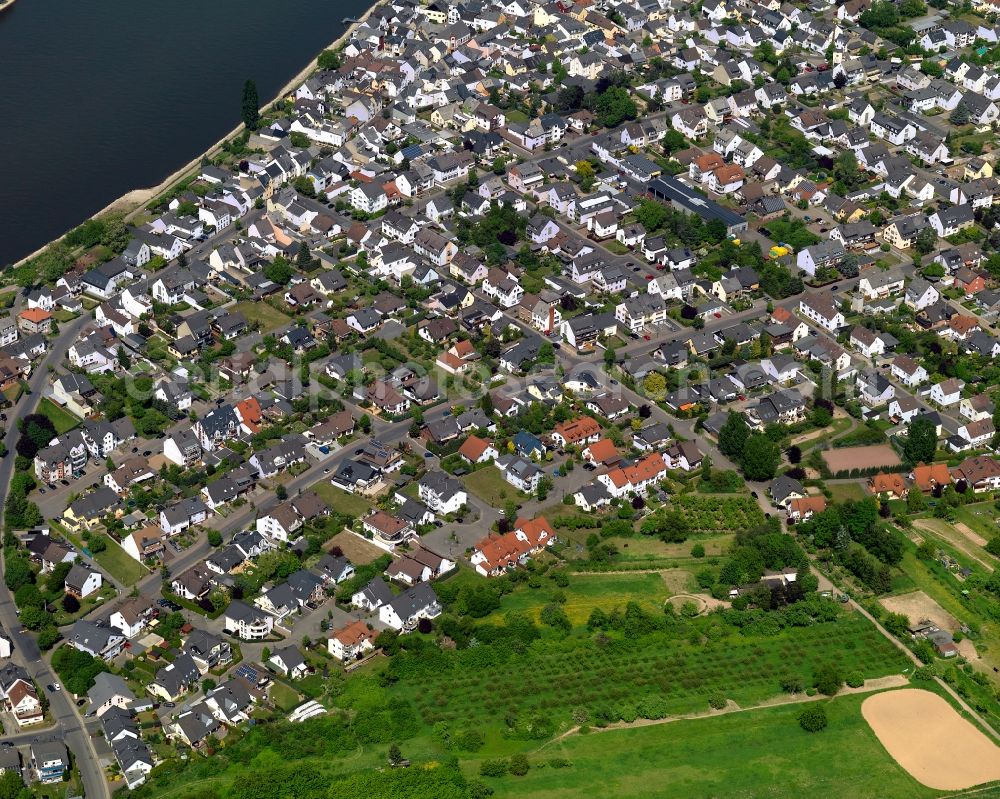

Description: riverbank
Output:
[7,1,379,272]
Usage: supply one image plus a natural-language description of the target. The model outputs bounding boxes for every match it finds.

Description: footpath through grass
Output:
[477,692,938,799]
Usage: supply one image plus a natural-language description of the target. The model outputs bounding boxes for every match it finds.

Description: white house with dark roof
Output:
[798,296,845,332]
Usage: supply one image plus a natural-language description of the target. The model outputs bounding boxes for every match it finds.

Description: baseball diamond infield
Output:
[861,689,1000,791]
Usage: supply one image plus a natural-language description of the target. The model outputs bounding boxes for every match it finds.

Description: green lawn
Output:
[493,572,671,625]
[50,522,146,586]
[94,539,148,586]
[463,466,517,506]
[270,681,302,713]
[37,397,82,434]
[800,416,853,450]
[234,301,292,334]
[309,480,373,519]
[826,482,869,503]
[477,692,937,799]
[3,383,23,403]
[606,534,734,566]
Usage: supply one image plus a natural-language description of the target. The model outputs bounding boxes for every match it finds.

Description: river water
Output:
[0,0,370,265]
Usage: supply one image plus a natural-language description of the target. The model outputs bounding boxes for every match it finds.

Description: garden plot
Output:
[880,591,958,633]
[669,494,765,534]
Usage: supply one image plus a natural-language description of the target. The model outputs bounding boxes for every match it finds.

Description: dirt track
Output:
[542,676,908,746]
[954,521,990,547]
[862,689,1000,790]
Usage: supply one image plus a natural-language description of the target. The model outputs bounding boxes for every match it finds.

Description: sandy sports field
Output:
[862,689,1000,790]
[822,444,902,473]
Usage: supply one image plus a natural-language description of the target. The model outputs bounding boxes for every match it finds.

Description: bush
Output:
[37,626,60,651]
[690,543,705,558]
[708,694,727,709]
[548,757,570,769]
[636,695,670,720]
[813,664,842,696]
[846,671,865,688]
[798,704,828,732]
[454,729,485,752]
[780,674,805,693]
[479,759,508,778]
[468,781,494,799]
[508,753,530,777]
[61,593,80,613]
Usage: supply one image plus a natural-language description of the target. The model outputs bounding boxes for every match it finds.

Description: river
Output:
[0,0,371,266]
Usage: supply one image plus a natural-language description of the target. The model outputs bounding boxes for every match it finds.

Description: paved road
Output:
[0,313,109,799]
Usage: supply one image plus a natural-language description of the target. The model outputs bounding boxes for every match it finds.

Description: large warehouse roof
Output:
[647,176,748,232]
